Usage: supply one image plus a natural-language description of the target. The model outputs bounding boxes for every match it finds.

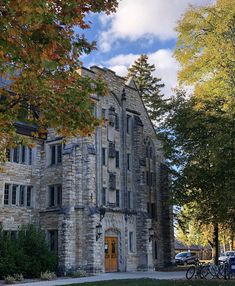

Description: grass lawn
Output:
[63,278,235,286]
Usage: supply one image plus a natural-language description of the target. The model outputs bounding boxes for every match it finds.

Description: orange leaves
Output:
[0,0,118,158]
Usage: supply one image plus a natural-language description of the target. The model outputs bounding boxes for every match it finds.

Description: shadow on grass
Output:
[62,278,235,286]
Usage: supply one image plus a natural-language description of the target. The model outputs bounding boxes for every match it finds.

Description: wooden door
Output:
[105,236,118,272]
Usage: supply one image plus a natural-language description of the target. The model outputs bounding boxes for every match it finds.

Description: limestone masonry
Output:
[0,67,174,274]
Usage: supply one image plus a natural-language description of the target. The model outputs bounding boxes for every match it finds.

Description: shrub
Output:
[40,271,57,280]
[71,269,87,278]
[0,224,58,278]
[13,273,24,281]
[4,275,16,284]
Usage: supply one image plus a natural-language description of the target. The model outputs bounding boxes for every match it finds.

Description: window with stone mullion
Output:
[7,145,33,165]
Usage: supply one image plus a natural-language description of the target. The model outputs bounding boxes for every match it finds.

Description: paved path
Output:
[15,271,185,286]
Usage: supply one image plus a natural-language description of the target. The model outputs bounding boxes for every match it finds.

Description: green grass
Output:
[63,278,235,286]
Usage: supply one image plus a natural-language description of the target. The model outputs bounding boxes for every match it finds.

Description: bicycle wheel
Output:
[200,265,209,279]
[186,266,196,279]
[224,263,231,280]
[209,264,219,278]
[218,264,225,279]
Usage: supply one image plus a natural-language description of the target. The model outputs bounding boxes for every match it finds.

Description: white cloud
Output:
[99,0,213,52]
[104,49,179,98]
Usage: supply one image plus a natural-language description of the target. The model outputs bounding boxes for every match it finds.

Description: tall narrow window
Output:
[57,185,62,206]
[4,184,10,205]
[19,185,25,206]
[101,187,106,205]
[127,154,131,170]
[28,147,32,165]
[49,186,55,207]
[13,147,19,163]
[48,230,58,253]
[126,115,131,133]
[27,186,32,207]
[102,148,106,166]
[57,144,62,164]
[12,184,18,205]
[116,190,120,207]
[127,191,132,209]
[115,113,119,130]
[115,151,119,168]
[129,232,135,253]
[51,145,56,165]
[154,241,158,259]
[50,144,62,165]
[48,185,62,208]
[21,146,26,164]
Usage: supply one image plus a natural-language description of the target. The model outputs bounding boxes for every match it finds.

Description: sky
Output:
[79,0,213,98]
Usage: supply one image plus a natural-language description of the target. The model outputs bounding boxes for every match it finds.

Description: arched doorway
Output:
[104,228,121,272]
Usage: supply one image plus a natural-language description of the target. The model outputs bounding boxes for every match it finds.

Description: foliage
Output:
[4,275,16,284]
[157,0,235,263]
[13,273,24,281]
[0,0,118,161]
[0,224,57,278]
[174,0,235,116]
[40,271,57,280]
[176,206,213,248]
[70,269,87,278]
[127,54,165,121]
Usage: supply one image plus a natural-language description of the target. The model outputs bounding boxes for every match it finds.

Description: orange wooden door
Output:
[105,236,118,272]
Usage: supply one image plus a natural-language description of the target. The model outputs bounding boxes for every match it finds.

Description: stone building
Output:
[0,66,174,273]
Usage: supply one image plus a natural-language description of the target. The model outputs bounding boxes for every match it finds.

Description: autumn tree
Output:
[0,0,118,162]
[127,54,165,121]
[157,0,235,264]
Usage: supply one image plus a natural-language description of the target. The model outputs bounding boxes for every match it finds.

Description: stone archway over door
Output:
[105,236,118,272]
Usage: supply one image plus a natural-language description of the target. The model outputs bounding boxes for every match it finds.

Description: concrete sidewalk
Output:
[14,271,185,286]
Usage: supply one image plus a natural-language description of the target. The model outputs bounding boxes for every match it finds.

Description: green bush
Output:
[4,275,16,284]
[0,224,58,278]
[40,271,57,280]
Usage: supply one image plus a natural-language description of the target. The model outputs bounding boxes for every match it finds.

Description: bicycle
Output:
[186,259,208,280]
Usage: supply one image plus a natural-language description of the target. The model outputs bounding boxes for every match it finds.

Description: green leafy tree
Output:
[158,0,235,264]
[159,88,234,264]
[0,0,118,163]
[127,54,165,121]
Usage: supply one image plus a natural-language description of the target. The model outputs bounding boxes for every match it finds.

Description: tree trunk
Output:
[212,222,219,265]
[229,233,234,251]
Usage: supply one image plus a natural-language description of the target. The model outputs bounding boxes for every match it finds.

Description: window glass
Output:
[19,185,25,206]
[4,184,10,205]
[102,148,106,165]
[4,183,33,207]
[12,185,17,205]
[116,190,120,207]
[115,151,119,168]
[48,185,62,208]
[129,232,135,253]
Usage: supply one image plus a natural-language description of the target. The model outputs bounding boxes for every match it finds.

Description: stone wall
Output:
[0,66,174,274]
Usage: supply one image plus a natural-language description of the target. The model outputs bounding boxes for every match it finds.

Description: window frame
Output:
[128,231,136,253]
[6,145,33,165]
[49,143,62,166]
[48,184,62,208]
[3,183,33,208]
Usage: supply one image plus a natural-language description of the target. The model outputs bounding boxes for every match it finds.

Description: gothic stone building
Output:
[0,66,174,274]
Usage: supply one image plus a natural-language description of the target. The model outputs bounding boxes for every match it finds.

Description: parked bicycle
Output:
[186,259,208,280]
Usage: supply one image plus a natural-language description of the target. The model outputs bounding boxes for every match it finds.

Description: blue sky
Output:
[77,0,213,98]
